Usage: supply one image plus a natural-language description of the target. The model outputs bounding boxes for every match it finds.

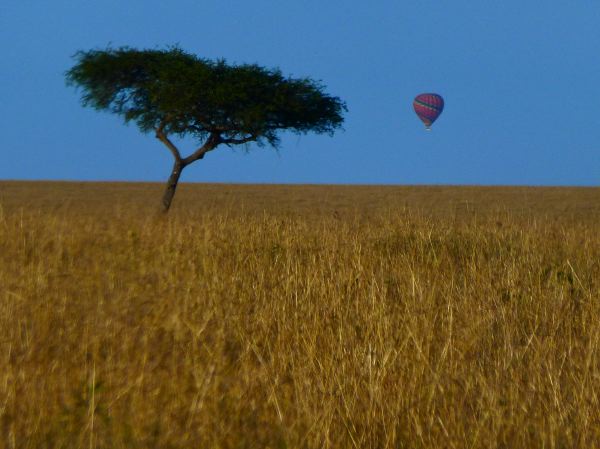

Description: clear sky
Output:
[2,1,599,185]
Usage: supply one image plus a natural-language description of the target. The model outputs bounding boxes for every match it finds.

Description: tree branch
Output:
[220,134,257,146]
[155,120,182,162]
[181,132,222,166]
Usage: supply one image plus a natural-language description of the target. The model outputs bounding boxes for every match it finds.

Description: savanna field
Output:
[1,181,600,449]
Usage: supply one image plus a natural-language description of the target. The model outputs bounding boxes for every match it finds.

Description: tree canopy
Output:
[66,47,346,148]
[66,46,347,210]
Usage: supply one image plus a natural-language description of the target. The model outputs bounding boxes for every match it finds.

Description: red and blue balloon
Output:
[413,93,444,130]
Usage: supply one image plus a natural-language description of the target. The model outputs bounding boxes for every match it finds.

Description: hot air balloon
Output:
[413,93,444,130]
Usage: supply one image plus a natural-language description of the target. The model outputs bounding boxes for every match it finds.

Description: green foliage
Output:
[66,47,347,147]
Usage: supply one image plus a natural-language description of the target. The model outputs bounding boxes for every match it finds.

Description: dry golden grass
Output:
[1,181,600,449]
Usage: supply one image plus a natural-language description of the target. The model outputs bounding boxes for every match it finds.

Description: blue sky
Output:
[2,1,599,185]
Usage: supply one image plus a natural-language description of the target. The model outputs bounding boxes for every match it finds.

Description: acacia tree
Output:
[66,47,347,211]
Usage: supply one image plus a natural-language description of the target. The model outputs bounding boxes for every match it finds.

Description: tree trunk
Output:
[162,160,185,212]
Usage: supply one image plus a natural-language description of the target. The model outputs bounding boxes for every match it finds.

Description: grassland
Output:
[1,181,600,449]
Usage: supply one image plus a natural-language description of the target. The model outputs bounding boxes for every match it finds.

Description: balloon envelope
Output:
[413,93,444,129]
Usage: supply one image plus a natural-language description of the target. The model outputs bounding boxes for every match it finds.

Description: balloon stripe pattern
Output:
[413,93,444,129]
